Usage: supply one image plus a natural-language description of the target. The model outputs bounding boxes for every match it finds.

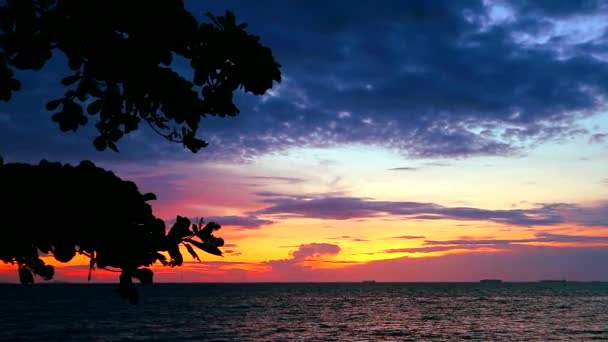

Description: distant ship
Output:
[479,279,503,284]
[540,280,567,283]
[361,280,376,284]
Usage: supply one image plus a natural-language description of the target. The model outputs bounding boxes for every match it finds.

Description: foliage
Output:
[0,0,281,152]
[0,159,225,304]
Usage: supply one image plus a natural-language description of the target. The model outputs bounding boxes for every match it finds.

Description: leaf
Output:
[184,136,208,153]
[184,238,222,257]
[167,244,183,266]
[88,257,94,281]
[87,99,103,114]
[18,267,34,284]
[206,12,221,27]
[38,265,54,280]
[184,243,200,261]
[133,268,153,284]
[154,252,168,266]
[142,193,157,201]
[61,74,80,86]
[167,216,191,242]
[107,140,119,152]
[191,223,198,234]
[45,99,62,111]
[93,136,107,151]
[118,273,139,304]
[213,237,224,247]
[197,221,221,239]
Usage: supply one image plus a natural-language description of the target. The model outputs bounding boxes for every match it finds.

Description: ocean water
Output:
[0,282,607,341]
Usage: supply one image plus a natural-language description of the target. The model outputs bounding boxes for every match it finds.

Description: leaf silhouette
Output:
[18,267,34,285]
[184,238,223,257]
[184,244,200,261]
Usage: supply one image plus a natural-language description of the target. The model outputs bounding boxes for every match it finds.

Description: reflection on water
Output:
[1,283,607,341]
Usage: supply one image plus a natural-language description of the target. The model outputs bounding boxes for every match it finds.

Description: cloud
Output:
[252,194,592,226]
[3,1,608,163]
[589,133,607,144]
[379,232,608,256]
[291,243,341,260]
[186,0,608,160]
[388,167,418,171]
[392,235,426,240]
[265,243,341,275]
[328,235,369,242]
[246,176,307,184]
[385,245,488,254]
[423,232,608,247]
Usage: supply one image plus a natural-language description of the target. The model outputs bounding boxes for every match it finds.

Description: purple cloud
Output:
[252,195,580,226]
[423,232,608,247]
[246,176,307,184]
[589,133,607,144]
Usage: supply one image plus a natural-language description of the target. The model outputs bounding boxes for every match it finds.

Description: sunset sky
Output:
[1,0,608,283]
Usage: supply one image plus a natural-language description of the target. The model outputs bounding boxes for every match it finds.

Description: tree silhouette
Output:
[0,0,281,152]
[0,1,282,303]
[0,158,226,304]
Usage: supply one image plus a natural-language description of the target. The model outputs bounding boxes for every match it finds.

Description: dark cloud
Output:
[3,0,608,162]
[252,194,581,226]
[188,0,608,159]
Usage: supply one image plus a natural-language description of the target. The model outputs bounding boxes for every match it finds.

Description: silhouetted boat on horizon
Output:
[479,279,502,284]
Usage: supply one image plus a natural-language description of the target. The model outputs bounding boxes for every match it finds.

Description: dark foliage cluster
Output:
[0,0,281,152]
[0,158,225,303]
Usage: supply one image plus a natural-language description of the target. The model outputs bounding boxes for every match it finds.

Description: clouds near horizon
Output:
[252,193,608,228]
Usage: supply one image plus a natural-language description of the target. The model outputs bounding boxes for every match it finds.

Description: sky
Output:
[1,0,608,283]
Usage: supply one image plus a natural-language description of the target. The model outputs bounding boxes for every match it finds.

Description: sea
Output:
[0,282,607,341]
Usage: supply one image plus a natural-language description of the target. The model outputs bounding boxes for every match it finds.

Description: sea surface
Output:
[0,282,607,341]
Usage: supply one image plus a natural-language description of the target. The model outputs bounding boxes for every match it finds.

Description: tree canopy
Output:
[0,0,281,152]
[0,1,283,303]
[0,158,225,304]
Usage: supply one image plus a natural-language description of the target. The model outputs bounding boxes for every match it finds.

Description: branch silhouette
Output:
[0,159,225,304]
[0,0,281,152]
[0,1,282,304]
